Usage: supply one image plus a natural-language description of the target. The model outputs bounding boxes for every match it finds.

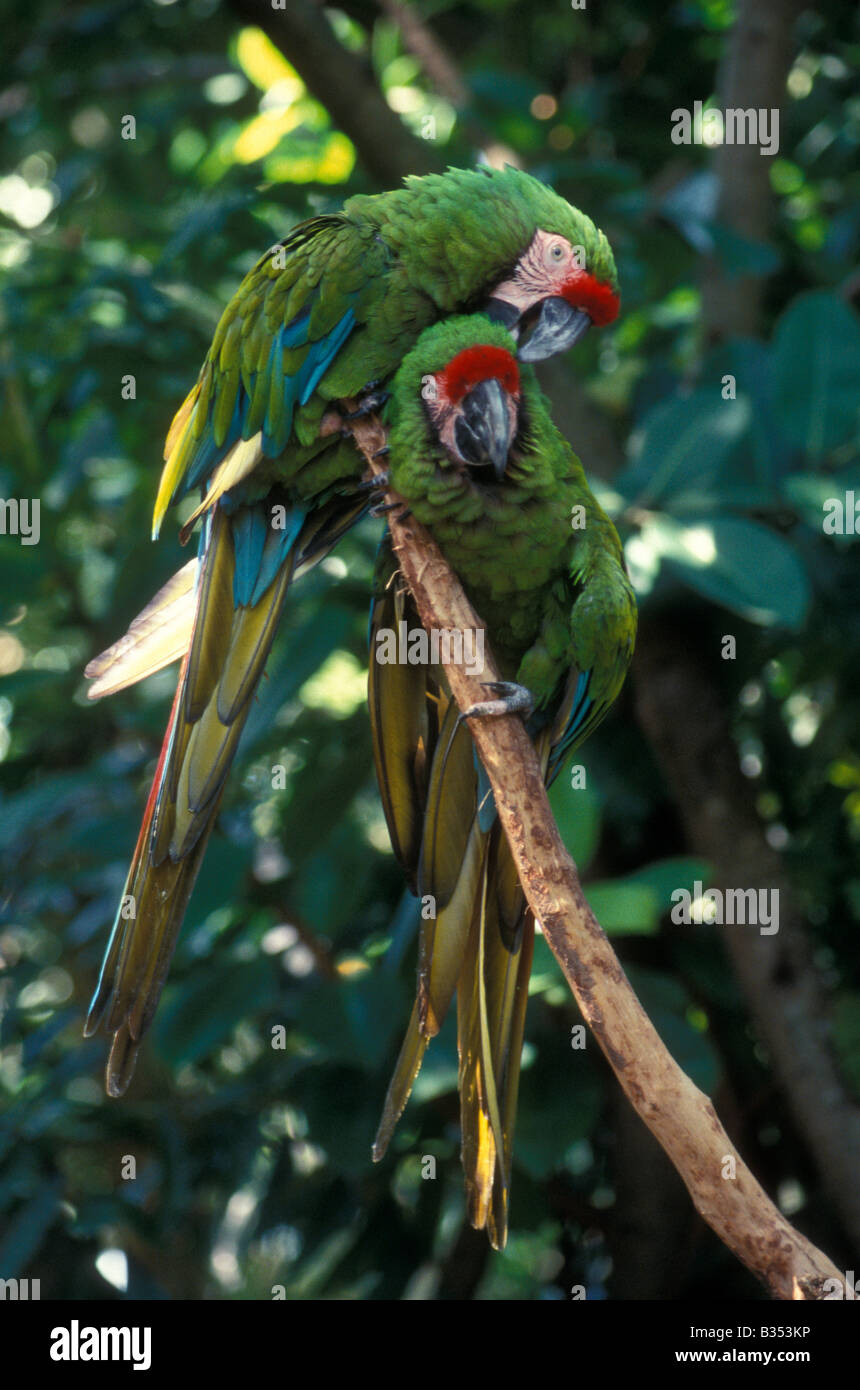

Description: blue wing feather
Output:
[231,507,269,607]
[251,505,307,606]
[181,301,359,496]
[547,671,594,782]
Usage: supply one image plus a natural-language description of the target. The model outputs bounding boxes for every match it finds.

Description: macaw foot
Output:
[463,680,534,721]
[356,468,391,491]
[369,500,412,523]
[342,380,391,422]
[322,387,392,439]
[353,471,396,517]
[355,469,410,521]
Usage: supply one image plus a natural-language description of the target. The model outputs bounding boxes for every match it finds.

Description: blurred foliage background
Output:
[1,0,858,1300]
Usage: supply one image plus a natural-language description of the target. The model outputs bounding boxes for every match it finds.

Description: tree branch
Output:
[346,406,844,1301]
[635,612,860,1254]
[681,0,860,1251]
[700,0,803,340]
[228,0,444,185]
[376,0,469,108]
[373,0,520,168]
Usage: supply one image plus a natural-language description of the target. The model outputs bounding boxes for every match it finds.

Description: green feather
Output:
[89,171,623,1120]
[153,166,618,529]
[372,314,637,1248]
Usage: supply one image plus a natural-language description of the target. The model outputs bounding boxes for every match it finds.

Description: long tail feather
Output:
[370,557,536,1243]
[371,1000,429,1162]
[457,828,532,1249]
[85,506,291,1095]
[85,561,197,699]
[489,910,534,1248]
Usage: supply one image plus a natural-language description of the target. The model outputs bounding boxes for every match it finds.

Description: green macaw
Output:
[367,316,637,1248]
[84,165,621,1099]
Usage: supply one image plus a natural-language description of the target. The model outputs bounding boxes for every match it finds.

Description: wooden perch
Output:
[347,406,844,1300]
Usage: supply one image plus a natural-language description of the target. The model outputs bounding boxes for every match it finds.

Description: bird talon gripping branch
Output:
[355,469,391,500]
[464,680,535,721]
[341,384,392,421]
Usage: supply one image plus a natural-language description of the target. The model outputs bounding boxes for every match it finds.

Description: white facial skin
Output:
[420,370,519,470]
[421,371,460,459]
[489,229,582,315]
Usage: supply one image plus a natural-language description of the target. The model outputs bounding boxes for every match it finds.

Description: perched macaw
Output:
[84,165,620,1099]
[367,316,637,1248]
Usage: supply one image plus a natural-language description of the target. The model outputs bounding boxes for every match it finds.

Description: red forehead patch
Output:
[441,346,520,403]
[561,270,620,326]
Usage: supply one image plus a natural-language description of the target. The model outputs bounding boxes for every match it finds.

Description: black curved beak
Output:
[485,297,522,334]
[518,298,591,362]
[454,377,512,481]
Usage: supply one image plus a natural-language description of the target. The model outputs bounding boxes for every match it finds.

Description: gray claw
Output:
[463,680,534,720]
[357,470,390,491]
[342,388,391,422]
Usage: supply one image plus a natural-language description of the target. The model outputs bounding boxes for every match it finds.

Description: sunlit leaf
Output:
[630,514,810,628]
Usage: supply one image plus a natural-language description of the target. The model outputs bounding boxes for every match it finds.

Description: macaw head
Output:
[487,226,620,362]
[420,344,520,482]
[389,167,620,365]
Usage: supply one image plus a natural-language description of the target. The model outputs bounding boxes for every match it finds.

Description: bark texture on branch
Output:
[347,407,843,1301]
[700,0,803,339]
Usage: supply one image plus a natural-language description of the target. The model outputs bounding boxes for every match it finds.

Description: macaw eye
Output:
[420,374,438,402]
[549,242,565,262]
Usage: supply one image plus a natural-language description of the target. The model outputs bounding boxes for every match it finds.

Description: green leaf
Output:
[702,337,789,491]
[709,223,781,277]
[633,514,810,628]
[627,857,712,908]
[770,292,860,456]
[547,776,601,872]
[780,468,860,529]
[154,956,277,1067]
[182,836,249,929]
[618,390,752,511]
[0,772,96,851]
[412,1010,459,1103]
[514,1050,603,1178]
[585,880,659,934]
[584,859,710,934]
[0,1180,63,1276]
[295,971,400,1071]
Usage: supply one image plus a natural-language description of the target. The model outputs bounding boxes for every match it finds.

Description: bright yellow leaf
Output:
[235,26,303,96]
